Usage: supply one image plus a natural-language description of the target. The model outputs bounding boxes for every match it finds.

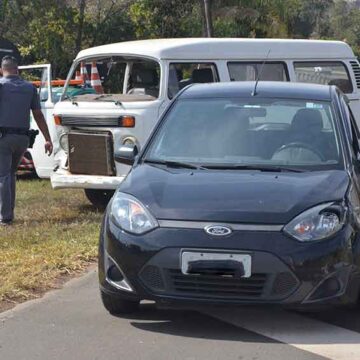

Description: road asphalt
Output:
[1,269,360,360]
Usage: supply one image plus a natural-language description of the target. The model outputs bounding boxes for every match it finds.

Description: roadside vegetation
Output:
[1,0,360,78]
[0,176,102,310]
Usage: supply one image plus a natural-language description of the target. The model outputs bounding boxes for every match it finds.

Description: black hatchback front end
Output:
[99,82,360,314]
[99,172,360,310]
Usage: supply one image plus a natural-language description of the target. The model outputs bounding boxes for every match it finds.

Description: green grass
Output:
[0,176,103,305]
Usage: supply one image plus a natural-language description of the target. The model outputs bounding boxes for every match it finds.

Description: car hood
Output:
[119,164,350,224]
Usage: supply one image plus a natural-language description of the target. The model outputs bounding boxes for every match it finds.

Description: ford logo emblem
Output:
[205,225,232,236]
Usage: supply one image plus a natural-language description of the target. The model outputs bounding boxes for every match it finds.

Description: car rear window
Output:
[294,61,353,93]
[227,62,289,82]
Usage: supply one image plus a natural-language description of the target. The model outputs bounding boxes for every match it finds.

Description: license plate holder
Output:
[181,251,251,278]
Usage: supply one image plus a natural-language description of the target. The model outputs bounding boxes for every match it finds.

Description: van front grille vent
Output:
[350,61,360,89]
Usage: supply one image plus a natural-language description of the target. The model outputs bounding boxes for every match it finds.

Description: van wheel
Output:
[100,290,140,315]
[84,189,114,209]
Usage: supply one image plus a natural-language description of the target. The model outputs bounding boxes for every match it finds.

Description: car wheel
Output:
[84,189,114,209]
[100,290,140,315]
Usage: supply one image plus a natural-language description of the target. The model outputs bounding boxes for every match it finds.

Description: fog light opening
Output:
[107,265,124,282]
[308,276,341,301]
[105,255,134,293]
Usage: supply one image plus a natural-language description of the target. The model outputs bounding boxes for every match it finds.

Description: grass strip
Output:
[0,177,103,305]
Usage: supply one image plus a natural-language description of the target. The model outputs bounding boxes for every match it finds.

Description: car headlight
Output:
[284,202,345,242]
[111,192,158,235]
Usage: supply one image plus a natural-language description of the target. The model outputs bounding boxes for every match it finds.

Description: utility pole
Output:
[203,0,213,37]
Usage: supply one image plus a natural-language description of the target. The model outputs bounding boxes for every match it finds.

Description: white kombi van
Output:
[51,38,360,206]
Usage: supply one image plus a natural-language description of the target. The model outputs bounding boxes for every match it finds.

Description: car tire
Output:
[84,189,114,209]
[100,290,140,315]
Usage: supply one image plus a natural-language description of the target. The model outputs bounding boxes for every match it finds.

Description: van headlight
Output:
[284,202,345,242]
[111,192,158,235]
[59,133,69,153]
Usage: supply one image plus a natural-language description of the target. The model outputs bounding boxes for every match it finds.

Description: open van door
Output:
[18,64,58,178]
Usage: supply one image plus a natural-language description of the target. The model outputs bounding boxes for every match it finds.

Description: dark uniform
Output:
[0,75,41,222]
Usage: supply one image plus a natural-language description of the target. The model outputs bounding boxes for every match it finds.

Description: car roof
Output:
[179,81,334,101]
[76,38,355,61]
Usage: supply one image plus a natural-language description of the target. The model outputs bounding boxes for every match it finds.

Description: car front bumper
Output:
[99,215,360,309]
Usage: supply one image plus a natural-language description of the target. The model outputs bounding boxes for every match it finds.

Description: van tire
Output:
[84,189,114,209]
[100,291,139,315]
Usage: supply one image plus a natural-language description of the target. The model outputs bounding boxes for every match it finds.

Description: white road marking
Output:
[203,307,360,360]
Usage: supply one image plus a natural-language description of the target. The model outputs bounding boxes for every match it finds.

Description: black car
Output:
[99,81,360,315]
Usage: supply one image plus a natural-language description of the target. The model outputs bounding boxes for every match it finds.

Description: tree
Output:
[326,0,360,56]
[129,0,202,38]
[0,0,134,77]
[1,0,359,77]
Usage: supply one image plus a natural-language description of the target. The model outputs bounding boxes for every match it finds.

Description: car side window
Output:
[342,96,360,156]
[350,111,360,156]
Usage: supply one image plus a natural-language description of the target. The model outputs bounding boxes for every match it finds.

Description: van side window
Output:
[294,62,353,93]
[227,62,289,82]
[168,63,219,99]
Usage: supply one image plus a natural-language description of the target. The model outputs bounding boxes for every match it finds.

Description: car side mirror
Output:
[114,144,138,165]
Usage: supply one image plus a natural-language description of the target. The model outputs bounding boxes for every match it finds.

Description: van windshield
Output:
[63,56,160,102]
[146,97,343,171]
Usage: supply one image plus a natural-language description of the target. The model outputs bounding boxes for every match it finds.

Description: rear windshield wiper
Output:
[204,164,307,173]
[144,159,206,170]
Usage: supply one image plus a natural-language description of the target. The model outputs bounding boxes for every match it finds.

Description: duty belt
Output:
[0,127,30,137]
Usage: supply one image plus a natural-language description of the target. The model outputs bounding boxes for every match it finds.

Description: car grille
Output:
[166,269,267,299]
[271,272,299,297]
[61,115,120,127]
[139,265,165,290]
[139,264,299,301]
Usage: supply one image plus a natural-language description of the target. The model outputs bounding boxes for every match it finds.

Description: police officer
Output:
[0,56,53,226]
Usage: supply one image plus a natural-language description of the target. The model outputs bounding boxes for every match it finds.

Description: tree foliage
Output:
[1,0,360,77]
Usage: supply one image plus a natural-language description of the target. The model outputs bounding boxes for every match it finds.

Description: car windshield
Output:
[145,97,343,170]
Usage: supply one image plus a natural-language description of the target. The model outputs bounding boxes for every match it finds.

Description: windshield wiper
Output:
[93,94,122,106]
[93,94,110,101]
[144,159,206,170]
[63,94,78,106]
[203,164,307,173]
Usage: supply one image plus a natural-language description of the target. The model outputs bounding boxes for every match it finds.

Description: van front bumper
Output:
[51,169,125,190]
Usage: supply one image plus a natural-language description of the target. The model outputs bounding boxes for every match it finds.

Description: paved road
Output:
[1,270,360,360]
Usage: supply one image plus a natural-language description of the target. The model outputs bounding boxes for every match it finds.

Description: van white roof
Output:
[76,38,355,61]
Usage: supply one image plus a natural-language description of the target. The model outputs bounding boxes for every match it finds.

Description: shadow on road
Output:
[111,303,360,345]
[119,303,278,343]
[309,307,360,333]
